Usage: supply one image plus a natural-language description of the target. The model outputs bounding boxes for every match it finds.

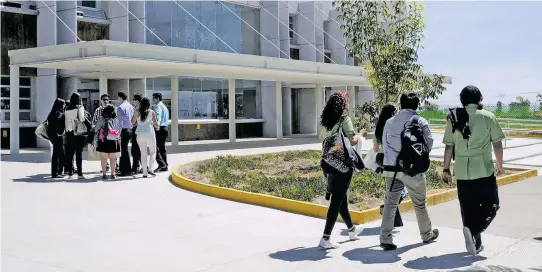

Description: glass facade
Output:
[145,1,261,120]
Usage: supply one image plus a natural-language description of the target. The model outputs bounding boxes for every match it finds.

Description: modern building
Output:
[2,0,376,154]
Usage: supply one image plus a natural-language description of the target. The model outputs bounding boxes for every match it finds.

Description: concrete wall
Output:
[56,0,77,45]
[105,1,129,42]
[298,88,316,134]
[128,1,146,43]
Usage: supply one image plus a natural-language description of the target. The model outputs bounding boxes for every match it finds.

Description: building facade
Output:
[1,0,373,149]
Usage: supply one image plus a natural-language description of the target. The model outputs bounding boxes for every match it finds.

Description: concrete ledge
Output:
[171,159,538,225]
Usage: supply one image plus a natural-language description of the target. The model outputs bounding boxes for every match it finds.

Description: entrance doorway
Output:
[79,89,99,115]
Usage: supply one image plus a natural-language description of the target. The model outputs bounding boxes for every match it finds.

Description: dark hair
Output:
[133,93,143,102]
[139,97,151,121]
[375,104,397,144]
[101,104,117,119]
[67,93,82,110]
[460,85,483,109]
[400,92,420,111]
[320,92,348,131]
[118,91,127,101]
[100,94,110,100]
[49,98,65,117]
[152,92,162,101]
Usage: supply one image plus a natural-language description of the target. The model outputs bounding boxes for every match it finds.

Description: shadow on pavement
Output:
[269,247,330,262]
[530,267,542,272]
[340,226,401,237]
[12,172,146,183]
[342,243,426,264]
[403,252,487,270]
[448,265,524,272]
[533,237,542,242]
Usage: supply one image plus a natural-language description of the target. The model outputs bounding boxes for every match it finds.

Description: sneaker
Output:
[380,243,397,251]
[159,166,169,172]
[349,226,364,240]
[318,238,340,250]
[423,229,440,244]
[476,245,484,254]
[463,227,477,255]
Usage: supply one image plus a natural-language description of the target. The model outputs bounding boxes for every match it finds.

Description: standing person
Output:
[92,94,115,171]
[47,98,66,178]
[64,93,87,179]
[132,97,160,178]
[380,93,439,250]
[318,91,363,249]
[131,93,143,174]
[94,105,121,179]
[152,93,169,172]
[116,91,135,176]
[443,85,504,255]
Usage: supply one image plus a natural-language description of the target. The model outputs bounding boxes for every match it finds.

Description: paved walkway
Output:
[2,136,542,271]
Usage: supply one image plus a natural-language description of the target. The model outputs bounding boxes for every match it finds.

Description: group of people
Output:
[46,91,170,180]
[318,86,504,257]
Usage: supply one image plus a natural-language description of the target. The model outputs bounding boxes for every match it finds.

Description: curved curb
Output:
[171,159,538,225]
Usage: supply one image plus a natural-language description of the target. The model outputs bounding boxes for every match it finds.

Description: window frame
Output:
[1,75,32,123]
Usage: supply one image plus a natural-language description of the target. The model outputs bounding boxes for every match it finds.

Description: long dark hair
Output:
[67,93,82,110]
[49,98,65,116]
[139,97,151,121]
[320,91,348,131]
[375,104,397,144]
[101,105,116,120]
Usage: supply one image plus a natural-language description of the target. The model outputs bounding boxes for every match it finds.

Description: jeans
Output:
[380,174,433,244]
[50,136,65,176]
[65,131,85,176]
[457,174,499,241]
[131,126,141,171]
[155,126,168,168]
[136,133,157,175]
[323,169,354,236]
[119,128,132,174]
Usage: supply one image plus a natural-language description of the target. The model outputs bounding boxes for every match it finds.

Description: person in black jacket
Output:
[47,98,66,178]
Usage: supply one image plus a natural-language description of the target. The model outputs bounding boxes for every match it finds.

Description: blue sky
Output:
[418,1,542,105]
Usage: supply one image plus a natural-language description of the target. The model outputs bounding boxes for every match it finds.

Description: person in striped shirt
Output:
[92,94,110,126]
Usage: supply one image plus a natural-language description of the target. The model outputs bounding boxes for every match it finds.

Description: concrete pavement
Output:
[1,138,542,271]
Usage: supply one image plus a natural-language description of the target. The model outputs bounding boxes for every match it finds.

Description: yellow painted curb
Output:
[171,159,538,225]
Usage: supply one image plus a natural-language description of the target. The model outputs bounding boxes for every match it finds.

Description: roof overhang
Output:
[8,40,369,87]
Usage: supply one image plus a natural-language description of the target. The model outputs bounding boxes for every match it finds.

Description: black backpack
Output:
[396,115,431,177]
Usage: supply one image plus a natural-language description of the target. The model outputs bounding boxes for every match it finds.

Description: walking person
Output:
[64,93,87,179]
[131,93,143,174]
[152,93,169,172]
[442,85,504,255]
[380,93,439,250]
[47,98,66,178]
[132,97,160,178]
[116,91,135,176]
[94,105,121,179]
[318,91,363,249]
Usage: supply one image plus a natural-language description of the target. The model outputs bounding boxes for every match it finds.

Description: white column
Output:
[275,82,283,139]
[170,75,179,146]
[10,65,20,155]
[99,73,108,97]
[228,79,236,143]
[348,86,356,118]
[315,84,323,138]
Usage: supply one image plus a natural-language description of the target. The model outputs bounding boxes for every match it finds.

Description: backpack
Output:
[98,119,120,142]
[321,118,353,173]
[395,115,430,177]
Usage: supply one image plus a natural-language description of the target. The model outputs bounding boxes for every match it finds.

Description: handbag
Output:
[35,120,50,141]
[321,118,353,173]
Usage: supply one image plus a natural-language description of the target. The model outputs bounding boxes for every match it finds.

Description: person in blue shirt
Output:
[152,93,170,171]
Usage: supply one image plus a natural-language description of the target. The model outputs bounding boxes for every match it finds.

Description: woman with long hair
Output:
[94,105,121,179]
[132,97,160,178]
[64,93,87,179]
[374,104,397,152]
[318,91,363,249]
[47,98,66,178]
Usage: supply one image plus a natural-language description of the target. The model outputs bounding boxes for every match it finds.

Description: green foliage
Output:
[334,0,446,106]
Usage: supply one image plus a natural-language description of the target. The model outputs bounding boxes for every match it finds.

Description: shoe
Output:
[318,238,340,250]
[423,229,440,244]
[476,245,484,254]
[349,226,364,240]
[463,227,477,255]
[148,171,156,176]
[110,175,116,180]
[77,175,85,180]
[380,243,397,251]
[52,174,65,179]
[102,174,107,180]
[154,166,164,173]
[143,175,148,178]
[117,172,131,177]
[159,166,169,172]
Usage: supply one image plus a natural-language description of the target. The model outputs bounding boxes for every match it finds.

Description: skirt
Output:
[96,139,120,153]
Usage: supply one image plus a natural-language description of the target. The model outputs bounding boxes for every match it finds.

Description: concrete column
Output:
[129,79,146,97]
[170,76,179,146]
[105,0,129,42]
[275,82,283,139]
[10,65,20,155]
[129,1,146,44]
[348,87,356,118]
[228,79,236,143]
[99,74,108,97]
[316,84,324,138]
[56,0,77,44]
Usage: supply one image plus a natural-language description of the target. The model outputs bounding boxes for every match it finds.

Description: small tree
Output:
[334,0,446,106]
[496,101,503,114]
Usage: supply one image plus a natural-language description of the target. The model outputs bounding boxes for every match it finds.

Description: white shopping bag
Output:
[364,148,379,172]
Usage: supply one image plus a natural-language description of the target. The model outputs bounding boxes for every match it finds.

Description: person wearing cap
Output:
[443,85,505,256]
[152,93,169,172]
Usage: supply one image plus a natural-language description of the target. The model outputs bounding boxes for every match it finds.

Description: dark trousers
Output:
[50,136,65,176]
[457,174,500,246]
[119,128,132,174]
[155,126,168,168]
[131,126,141,171]
[323,169,354,236]
[65,132,85,176]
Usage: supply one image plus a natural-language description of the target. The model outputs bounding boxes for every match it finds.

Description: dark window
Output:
[1,77,8,85]
[20,99,31,110]
[20,87,31,98]
[289,16,294,39]
[20,77,31,86]
[1,87,9,98]
[2,2,22,8]
[324,52,332,63]
[82,1,96,8]
[290,48,300,60]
